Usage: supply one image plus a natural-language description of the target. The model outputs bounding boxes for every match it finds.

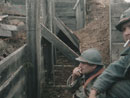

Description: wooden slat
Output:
[55,2,75,8]
[7,0,25,5]
[0,45,26,85]
[0,45,26,73]
[111,3,130,18]
[55,10,75,17]
[41,24,79,61]
[0,24,17,31]
[58,18,76,26]
[6,76,26,98]
[76,4,83,29]
[55,0,76,3]
[41,0,47,25]
[111,30,124,43]
[58,18,79,45]
[8,16,26,23]
[3,4,26,16]
[26,0,41,97]
[54,17,79,49]
[83,0,86,27]
[0,66,24,98]
[0,29,12,37]
[111,43,125,62]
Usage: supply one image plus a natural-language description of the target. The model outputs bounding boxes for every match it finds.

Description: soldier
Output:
[89,8,130,98]
[67,48,105,98]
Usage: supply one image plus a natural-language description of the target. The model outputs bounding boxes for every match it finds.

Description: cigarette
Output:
[124,39,130,47]
[77,70,82,74]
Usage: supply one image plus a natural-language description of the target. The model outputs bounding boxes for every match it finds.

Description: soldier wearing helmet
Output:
[89,7,130,98]
[67,48,105,98]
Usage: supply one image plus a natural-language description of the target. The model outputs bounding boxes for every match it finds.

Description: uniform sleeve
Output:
[92,56,128,93]
[66,74,82,93]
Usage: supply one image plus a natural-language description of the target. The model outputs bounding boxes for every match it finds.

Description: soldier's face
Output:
[121,22,130,46]
[79,62,97,74]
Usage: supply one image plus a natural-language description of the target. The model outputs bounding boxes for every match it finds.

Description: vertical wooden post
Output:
[83,0,86,27]
[26,0,41,97]
[47,0,54,83]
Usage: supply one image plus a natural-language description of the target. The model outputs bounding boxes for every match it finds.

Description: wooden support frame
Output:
[54,17,80,49]
[41,24,79,61]
[26,0,41,97]
[0,45,26,98]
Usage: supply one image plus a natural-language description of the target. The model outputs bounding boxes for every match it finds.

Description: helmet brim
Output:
[75,56,88,62]
[75,56,104,66]
[116,18,130,32]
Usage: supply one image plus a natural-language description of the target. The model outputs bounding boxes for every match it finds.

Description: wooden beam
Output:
[0,24,17,31]
[6,76,26,98]
[0,29,12,37]
[0,66,24,98]
[0,44,26,74]
[0,45,27,85]
[54,17,79,49]
[76,3,83,29]
[26,0,41,97]
[3,4,26,16]
[41,24,79,61]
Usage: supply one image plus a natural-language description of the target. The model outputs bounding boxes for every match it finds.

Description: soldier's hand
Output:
[89,89,97,98]
[72,67,82,77]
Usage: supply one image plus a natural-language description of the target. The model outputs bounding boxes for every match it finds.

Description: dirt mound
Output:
[75,0,110,65]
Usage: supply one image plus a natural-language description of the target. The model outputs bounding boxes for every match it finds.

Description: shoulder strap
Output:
[83,68,104,89]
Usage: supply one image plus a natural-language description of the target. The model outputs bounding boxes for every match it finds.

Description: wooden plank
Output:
[111,0,126,3]
[3,4,26,16]
[111,17,120,30]
[0,24,17,31]
[55,10,75,17]
[41,24,79,61]
[6,76,26,98]
[8,16,26,23]
[111,30,124,43]
[7,0,25,5]
[42,38,54,85]
[41,0,47,25]
[0,15,8,22]
[111,3,130,18]
[54,65,74,67]
[55,0,76,3]
[0,66,24,98]
[57,17,79,46]
[76,4,83,29]
[54,17,79,49]
[73,0,80,10]
[45,0,54,85]
[0,45,26,85]
[0,29,12,37]
[65,24,77,31]
[56,18,76,28]
[83,0,86,27]
[26,0,41,97]
[111,43,125,62]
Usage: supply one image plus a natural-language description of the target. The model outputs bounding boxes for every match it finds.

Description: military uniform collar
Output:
[120,47,130,56]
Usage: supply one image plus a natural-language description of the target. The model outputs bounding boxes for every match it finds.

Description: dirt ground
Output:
[75,0,110,65]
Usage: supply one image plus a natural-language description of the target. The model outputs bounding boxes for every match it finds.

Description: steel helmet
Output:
[116,8,130,32]
[76,48,103,66]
